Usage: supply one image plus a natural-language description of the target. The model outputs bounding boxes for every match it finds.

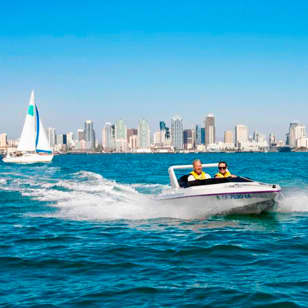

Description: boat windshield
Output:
[178,176,253,188]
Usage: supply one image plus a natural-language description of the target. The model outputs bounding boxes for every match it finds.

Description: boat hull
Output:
[157,183,281,216]
[3,153,53,164]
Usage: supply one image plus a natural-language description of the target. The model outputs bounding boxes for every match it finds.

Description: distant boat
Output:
[3,91,53,164]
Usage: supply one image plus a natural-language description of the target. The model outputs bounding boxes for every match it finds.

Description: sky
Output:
[1,1,308,140]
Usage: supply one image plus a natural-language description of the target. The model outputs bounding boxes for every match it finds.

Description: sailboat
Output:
[3,91,54,163]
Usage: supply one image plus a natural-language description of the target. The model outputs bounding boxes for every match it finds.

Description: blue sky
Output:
[1,1,308,140]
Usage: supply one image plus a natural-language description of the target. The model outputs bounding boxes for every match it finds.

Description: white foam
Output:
[275,188,308,213]
[4,168,308,220]
[23,170,214,221]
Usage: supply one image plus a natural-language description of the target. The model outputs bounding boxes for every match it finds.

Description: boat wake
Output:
[275,188,308,213]
[1,170,308,221]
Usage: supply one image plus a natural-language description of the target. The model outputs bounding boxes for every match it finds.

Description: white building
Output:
[0,133,7,148]
[297,137,308,148]
[205,114,216,145]
[48,128,56,149]
[84,120,96,150]
[235,125,249,147]
[102,122,115,152]
[115,119,127,152]
[129,135,138,151]
[224,130,233,144]
[171,115,183,150]
[138,119,151,150]
[66,132,74,149]
[289,122,306,148]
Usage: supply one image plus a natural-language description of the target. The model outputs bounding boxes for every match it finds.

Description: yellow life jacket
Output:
[190,171,207,180]
[215,170,232,178]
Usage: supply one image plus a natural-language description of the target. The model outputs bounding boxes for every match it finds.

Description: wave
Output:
[2,169,308,221]
[275,188,308,213]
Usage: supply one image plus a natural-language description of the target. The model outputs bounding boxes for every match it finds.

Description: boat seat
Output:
[178,176,253,188]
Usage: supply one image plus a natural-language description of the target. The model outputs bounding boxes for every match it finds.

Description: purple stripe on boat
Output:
[159,189,281,200]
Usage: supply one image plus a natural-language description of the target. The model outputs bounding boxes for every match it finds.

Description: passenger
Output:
[188,159,211,182]
[215,161,236,178]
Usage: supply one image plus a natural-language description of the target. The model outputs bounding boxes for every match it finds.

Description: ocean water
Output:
[1,153,308,307]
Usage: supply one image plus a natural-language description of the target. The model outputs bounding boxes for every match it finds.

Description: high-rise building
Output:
[171,115,183,150]
[0,133,7,148]
[77,129,85,141]
[205,114,216,145]
[201,128,205,144]
[115,119,127,152]
[235,125,249,147]
[288,122,306,147]
[48,128,56,148]
[129,135,138,151]
[138,119,151,150]
[160,121,167,131]
[56,134,67,145]
[84,120,96,150]
[253,131,266,143]
[224,130,233,144]
[183,129,193,150]
[102,122,115,152]
[127,128,138,143]
[159,121,170,144]
[66,132,74,149]
[195,125,202,146]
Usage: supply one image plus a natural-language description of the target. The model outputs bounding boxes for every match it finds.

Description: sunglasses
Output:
[218,166,227,170]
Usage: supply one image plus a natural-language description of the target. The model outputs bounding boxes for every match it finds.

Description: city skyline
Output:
[1,2,308,139]
[1,115,307,153]
[1,107,306,143]
[1,90,307,141]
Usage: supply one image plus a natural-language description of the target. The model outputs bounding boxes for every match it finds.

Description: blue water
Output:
[1,153,308,307]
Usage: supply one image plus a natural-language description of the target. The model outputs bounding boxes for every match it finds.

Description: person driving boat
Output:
[215,161,236,178]
[188,159,211,182]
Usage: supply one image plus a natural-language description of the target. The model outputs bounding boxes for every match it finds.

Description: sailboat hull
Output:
[3,153,53,164]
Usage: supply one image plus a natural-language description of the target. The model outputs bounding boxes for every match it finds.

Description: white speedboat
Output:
[3,91,53,164]
[157,163,281,215]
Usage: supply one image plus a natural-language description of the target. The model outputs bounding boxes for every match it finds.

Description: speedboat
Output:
[157,163,281,215]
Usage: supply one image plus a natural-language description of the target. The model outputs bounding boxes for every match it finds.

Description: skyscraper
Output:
[48,128,56,148]
[127,128,138,143]
[159,121,170,144]
[235,124,249,147]
[205,114,216,145]
[66,132,74,149]
[56,134,67,145]
[288,122,306,147]
[183,129,193,150]
[201,128,205,144]
[102,122,115,152]
[77,129,85,141]
[0,133,7,148]
[171,115,183,150]
[195,125,202,146]
[84,120,96,150]
[224,130,233,144]
[138,119,151,150]
[115,119,127,152]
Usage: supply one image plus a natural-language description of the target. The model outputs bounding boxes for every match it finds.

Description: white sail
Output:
[17,90,36,152]
[36,114,52,153]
